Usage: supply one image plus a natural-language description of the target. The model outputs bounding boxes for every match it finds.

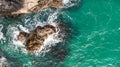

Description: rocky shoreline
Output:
[0,0,67,52]
[0,0,62,16]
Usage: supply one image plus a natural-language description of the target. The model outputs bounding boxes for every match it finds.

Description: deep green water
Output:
[1,0,120,67]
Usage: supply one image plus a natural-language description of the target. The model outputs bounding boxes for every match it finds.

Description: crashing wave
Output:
[6,9,67,55]
[7,23,65,55]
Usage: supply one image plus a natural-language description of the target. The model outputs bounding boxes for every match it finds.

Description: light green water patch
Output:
[64,0,120,67]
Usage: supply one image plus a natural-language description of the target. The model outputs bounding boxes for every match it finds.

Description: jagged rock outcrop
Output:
[0,0,62,16]
[17,25,56,52]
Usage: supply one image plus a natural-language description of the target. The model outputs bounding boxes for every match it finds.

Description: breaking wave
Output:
[6,9,66,56]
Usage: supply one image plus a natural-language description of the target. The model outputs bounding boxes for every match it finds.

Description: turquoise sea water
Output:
[1,0,120,67]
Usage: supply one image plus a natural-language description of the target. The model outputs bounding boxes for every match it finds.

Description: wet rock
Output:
[0,0,62,16]
[17,24,56,52]
[17,32,29,43]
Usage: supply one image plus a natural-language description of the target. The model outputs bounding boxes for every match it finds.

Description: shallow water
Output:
[1,0,120,67]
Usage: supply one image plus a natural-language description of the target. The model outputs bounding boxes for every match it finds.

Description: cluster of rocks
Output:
[17,25,56,52]
[0,0,68,55]
[0,0,62,16]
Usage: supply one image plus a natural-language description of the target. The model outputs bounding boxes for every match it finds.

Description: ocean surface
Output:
[0,0,120,67]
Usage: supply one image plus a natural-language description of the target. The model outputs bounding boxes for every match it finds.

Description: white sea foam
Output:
[0,57,10,67]
[7,25,28,54]
[63,0,70,4]
[0,24,6,43]
[62,0,81,8]
[18,25,29,33]
[47,11,58,23]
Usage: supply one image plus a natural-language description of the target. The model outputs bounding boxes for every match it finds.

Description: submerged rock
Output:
[17,24,56,52]
[0,0,62,16]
